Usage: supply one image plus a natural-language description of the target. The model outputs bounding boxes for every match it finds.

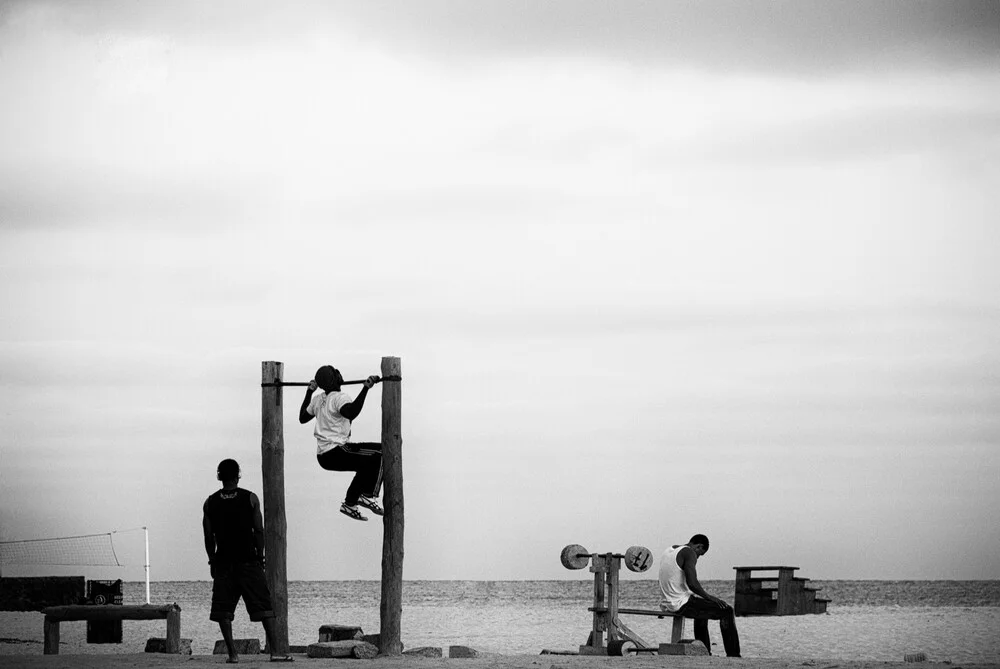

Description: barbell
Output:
[560,544,653,573]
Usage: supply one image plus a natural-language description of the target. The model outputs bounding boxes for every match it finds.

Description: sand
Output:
[0,654,997,669]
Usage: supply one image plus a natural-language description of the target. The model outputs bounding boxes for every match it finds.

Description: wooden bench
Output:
[41,604,182,655]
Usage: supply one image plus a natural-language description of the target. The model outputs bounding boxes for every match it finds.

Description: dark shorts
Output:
[210,562,275,622]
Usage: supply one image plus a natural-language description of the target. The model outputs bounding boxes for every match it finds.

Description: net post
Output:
[144,527,150,604]
[261,361,289,655]
[379,356,403,655]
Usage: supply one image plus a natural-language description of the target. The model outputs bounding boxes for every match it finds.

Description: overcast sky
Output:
[1,1,998,584]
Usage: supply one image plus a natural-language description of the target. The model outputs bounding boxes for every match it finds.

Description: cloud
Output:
[306,0,1000,75]
[4,1,998,76]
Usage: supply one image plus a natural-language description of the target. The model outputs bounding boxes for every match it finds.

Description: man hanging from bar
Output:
[299,365,384,521]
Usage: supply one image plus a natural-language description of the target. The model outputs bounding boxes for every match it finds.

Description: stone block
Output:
[144,637,193,654]
[264,644,310,654]
[659,639,710,656]
[318,624,364,642]
[578,648,608,655]
[404,646,443,658]
[213,638,261,655]
[449,645,479,658]
[308,640,379,659]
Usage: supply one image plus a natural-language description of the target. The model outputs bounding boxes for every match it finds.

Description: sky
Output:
[1,0,998,584]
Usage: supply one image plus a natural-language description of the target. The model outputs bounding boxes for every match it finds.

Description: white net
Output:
[0,533,121,567]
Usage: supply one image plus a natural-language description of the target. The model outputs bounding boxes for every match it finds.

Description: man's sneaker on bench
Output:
[357,495,384,516]
[340,503,367,521]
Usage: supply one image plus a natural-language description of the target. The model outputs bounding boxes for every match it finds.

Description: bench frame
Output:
[41,603,181,655]
[580,553,684,655]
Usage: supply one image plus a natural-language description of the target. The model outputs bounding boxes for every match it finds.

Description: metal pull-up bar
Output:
[260,375,401,388]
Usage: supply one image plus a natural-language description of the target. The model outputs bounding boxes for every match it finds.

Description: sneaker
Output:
[340,503,367,521]
[357,496,384,516]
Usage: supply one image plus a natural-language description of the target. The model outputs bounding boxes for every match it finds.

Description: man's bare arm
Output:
[679,547,727,607]
[202,501,215,563]
[299,382,317,424]
[251,493,266,563]
[339,376,379,420]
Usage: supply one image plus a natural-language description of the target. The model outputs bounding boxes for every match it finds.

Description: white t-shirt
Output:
[307,390,353,454]
[658,545,694,612]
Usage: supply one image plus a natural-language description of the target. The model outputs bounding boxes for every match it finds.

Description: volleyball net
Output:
[0,532,121,567]
[0,528,151,603]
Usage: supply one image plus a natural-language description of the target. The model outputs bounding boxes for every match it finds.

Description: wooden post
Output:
[379,356,403,655]
[607,554,620,641]
[587,554,608,652]
[165,605,181,653]
[43,617,59,655]
[261,361,289,655]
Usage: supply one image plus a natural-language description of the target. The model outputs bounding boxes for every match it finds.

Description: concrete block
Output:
[578,646,609,656]
[659,639,710,656]
[403,646,443,658]
[264,644,310,654]
[318,624,364,642]
[308,640,379,659]
[213,638,261,655]
[144,637,192,654]
[449,645,479,658]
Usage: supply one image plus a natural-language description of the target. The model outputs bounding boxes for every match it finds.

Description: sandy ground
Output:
[0,654,997,669]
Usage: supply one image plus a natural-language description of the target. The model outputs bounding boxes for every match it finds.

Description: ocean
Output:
[2,580,998,663]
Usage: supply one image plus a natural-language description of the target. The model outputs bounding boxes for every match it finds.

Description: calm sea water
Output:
[2,580,998,663]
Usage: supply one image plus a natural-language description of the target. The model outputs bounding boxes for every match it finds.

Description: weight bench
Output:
[587,606,685,654]
[41,603,182,655]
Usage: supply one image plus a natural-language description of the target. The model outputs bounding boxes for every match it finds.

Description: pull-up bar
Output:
[261,375,401,388]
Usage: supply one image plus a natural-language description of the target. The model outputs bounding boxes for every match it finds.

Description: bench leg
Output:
[671,616,684,643]
[166,608,181,654]
[43,617,60,655]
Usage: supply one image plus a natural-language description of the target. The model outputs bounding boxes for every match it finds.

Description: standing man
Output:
[299,365,384,521]
[203,458,293,663]
[658,534,741,657]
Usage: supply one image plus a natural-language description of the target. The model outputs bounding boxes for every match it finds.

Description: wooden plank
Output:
[379,356,404,656]
[732,565,798,571]
[776,567,796,615]
[41,604,178,621]
[589,607,681,619]
[261,361,290,655]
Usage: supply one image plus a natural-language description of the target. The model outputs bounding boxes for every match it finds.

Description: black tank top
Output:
[205,487,260,564]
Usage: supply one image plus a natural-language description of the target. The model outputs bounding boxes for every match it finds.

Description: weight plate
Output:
[560,543,590,570]
[624,545,653,572]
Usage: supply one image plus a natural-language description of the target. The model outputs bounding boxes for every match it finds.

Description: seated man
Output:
[658,533,741,657]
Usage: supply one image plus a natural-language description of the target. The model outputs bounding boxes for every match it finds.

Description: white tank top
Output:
[658,545,693,612]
